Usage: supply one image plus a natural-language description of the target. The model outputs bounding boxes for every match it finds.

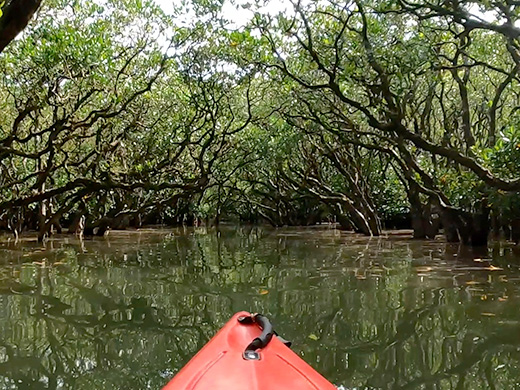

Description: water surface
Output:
[1,226,520,389]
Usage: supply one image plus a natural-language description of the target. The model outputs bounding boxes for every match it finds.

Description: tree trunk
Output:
[408,187,439,239]
[512,218,520,245]
[333,200,379,235]
[0,0,42,53]
[490,211,500,239]
[440,208,461,243]
[67,212,83,234]
[470,208,490,247]
[334,213,353,231]
[37,186,48,242]
[411,208,427,239]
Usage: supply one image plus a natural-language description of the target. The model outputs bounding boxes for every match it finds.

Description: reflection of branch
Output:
[0,337,47,377]
[396,329,520,390]
[342,306,436,357]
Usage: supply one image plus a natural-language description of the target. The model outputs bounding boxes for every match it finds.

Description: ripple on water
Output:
[0,227,519,389]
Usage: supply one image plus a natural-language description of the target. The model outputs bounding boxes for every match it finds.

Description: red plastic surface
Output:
[162,311,337,390]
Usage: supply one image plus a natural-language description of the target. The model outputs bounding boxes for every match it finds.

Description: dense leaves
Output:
[0,0,519,245]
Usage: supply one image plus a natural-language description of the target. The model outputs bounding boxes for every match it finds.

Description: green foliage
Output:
[1,0,520,238]
[488,127,520,179]
[485,126,520,218]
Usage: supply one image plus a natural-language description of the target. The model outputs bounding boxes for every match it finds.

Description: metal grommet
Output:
[243,351,261,360]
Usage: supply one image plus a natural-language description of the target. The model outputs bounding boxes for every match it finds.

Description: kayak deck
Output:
[162,311,337,390]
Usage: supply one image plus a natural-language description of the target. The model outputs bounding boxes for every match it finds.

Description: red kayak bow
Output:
[162,311,336,390]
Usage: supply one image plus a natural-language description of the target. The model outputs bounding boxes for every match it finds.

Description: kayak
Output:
[162,311,337,390]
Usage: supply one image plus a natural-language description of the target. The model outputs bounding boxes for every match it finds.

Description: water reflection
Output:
[0,227,520,389]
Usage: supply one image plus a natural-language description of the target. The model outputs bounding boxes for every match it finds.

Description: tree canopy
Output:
[1,0,519,245]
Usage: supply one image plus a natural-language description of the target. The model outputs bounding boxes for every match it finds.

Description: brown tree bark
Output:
[512,218,520,245]
[0,0,41,53]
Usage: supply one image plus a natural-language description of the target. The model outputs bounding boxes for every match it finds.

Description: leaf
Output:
[308,333,318,341]
[258,288,269,295]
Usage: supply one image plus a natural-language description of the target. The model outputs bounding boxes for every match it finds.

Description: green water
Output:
[1,226,520,390]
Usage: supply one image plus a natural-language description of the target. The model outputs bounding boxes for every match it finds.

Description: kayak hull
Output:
[162,311,337,390]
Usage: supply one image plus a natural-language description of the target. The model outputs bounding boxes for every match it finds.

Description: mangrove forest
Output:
[1,0,520,245]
